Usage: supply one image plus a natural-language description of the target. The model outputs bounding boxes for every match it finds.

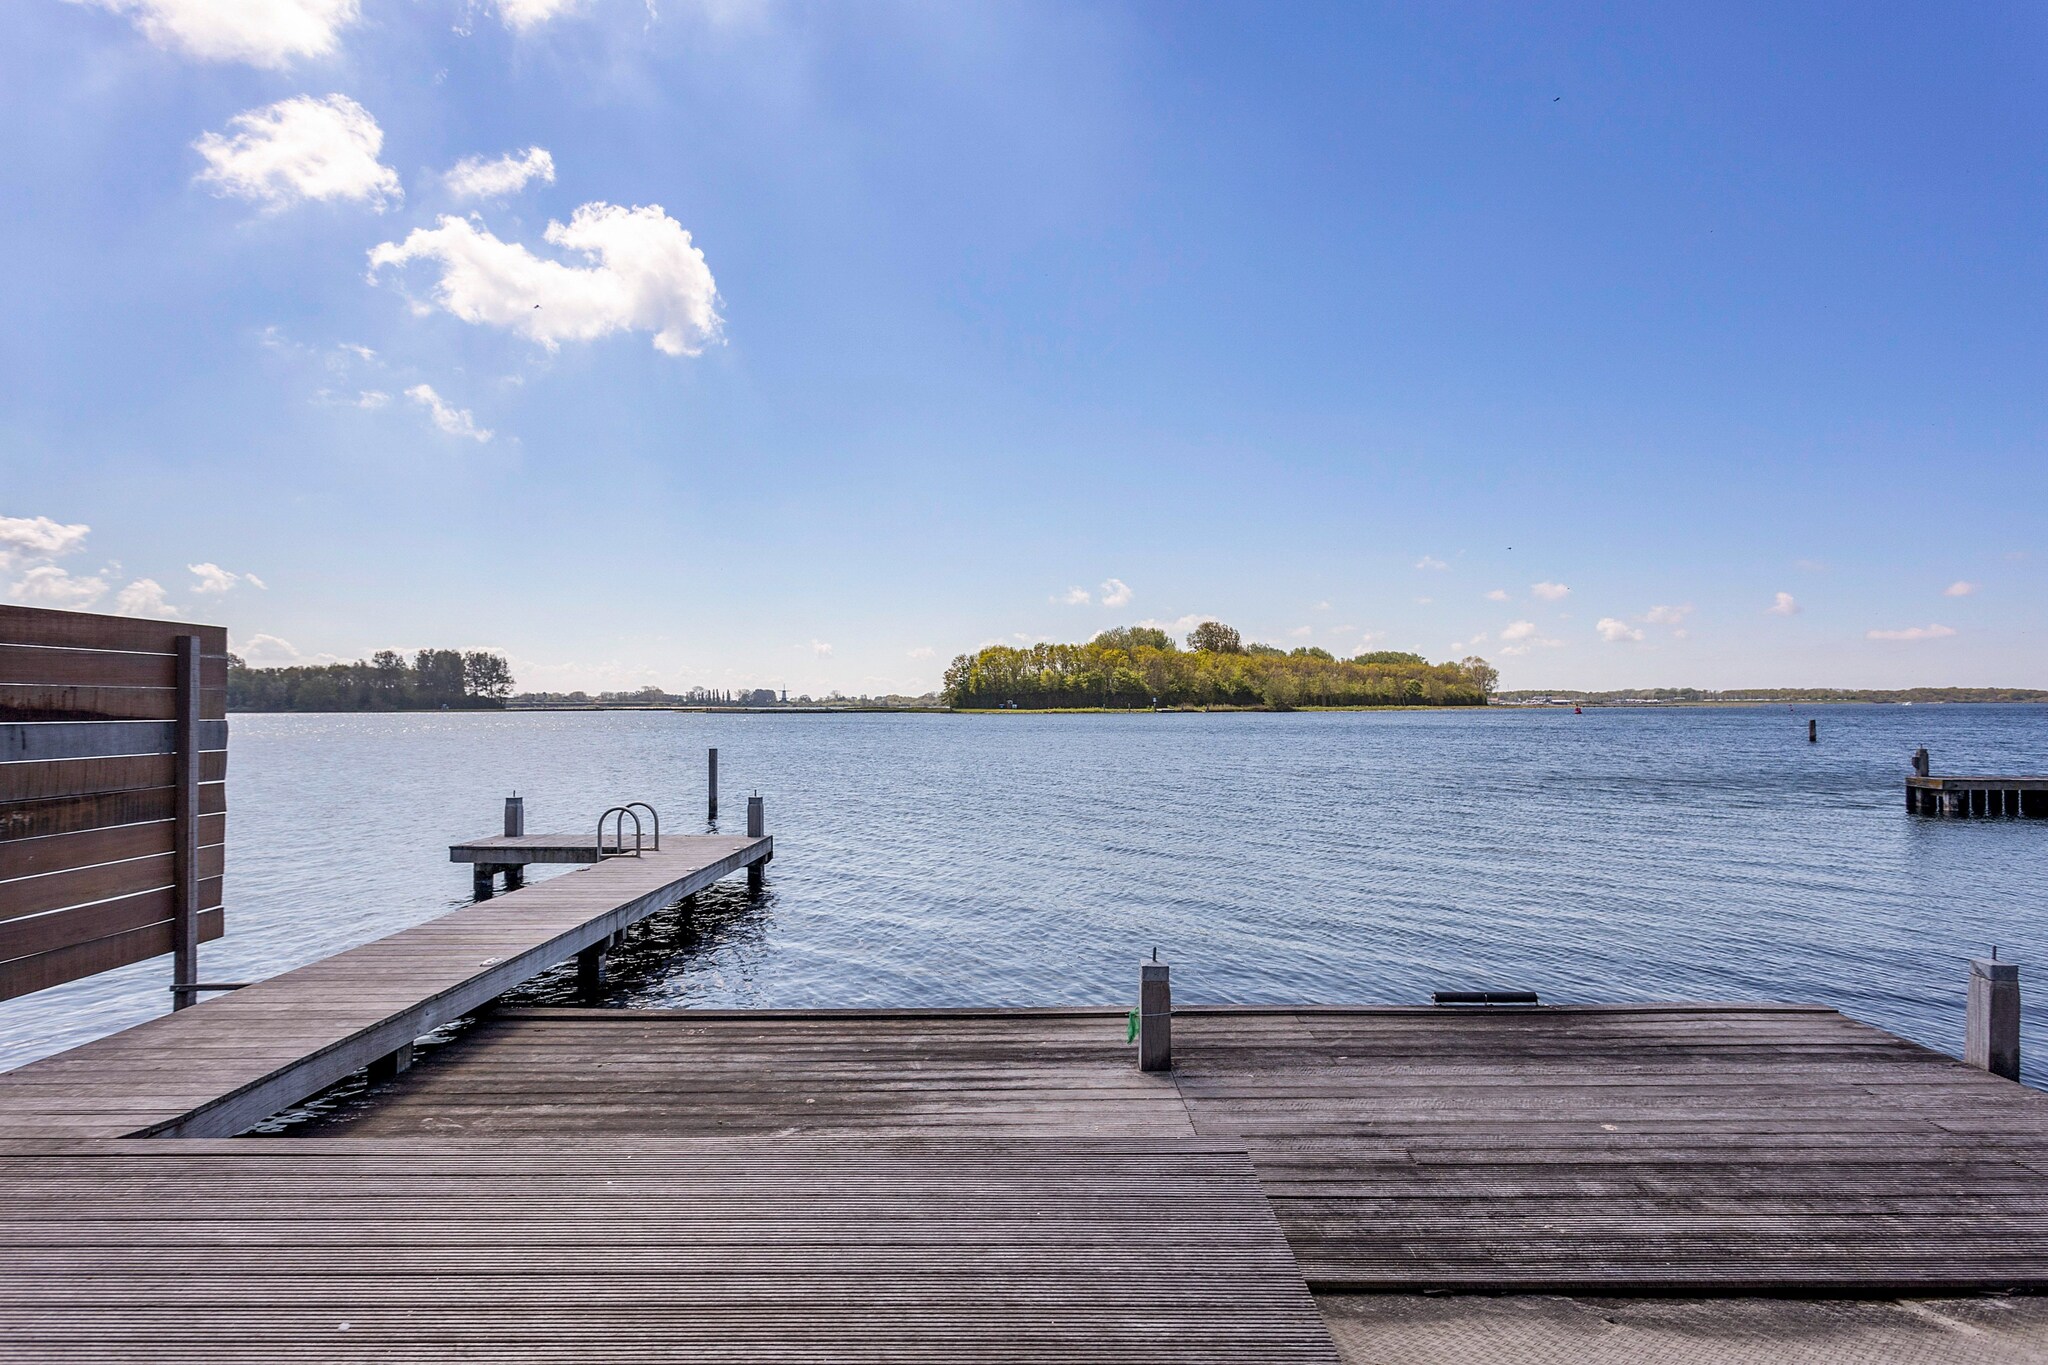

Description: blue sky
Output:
[3,1,2043,693]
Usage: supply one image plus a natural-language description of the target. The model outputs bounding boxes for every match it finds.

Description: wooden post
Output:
[1808,718,1817,744]
[473,866,495,901]
[577,944,606,998]
[1139,960,1171,1072]
[504,865,524,891]
[1967,958,2020,1081]
[368,1042,414,1082]
[504,795,525,836]
[709,748,719,820]
[1913,748,1931,777]
[747,795,766,891]
[170,635,202,1010]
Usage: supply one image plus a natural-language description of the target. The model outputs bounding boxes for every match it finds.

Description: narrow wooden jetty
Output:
[0,835,768,1139]
[1906,747,2048,817]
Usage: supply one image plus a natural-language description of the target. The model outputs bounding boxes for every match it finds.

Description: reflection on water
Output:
[4,705,2046,1085]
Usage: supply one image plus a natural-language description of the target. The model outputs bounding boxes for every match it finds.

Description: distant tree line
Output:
[1498,686,2048,705]
[227,649,515,712]
[944,623,1497,710]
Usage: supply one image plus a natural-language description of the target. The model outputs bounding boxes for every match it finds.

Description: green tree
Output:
[1187,621,1243,654]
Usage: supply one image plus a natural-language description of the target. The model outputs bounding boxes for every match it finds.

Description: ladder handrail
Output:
[596,805,644,858]
[622,802,660,851]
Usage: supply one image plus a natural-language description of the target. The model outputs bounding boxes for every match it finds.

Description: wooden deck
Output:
[449,832,632,865]
[0,1136,1339,1364]
[0,835,769,1139]
[317,1003,2048,1293]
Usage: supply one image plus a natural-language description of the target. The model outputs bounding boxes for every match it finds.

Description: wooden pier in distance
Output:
[1906,746,2048,818]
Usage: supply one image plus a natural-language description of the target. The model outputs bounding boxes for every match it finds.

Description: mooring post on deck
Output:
[504,795,525,837]
[1139,959,1172,1072]
[1968,958,2021,1081]
[709,748,719,820]
[747,795,766,891]
[1914,748,1932,777]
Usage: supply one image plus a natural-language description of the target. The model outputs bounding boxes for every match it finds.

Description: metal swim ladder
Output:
[596,802,660,858]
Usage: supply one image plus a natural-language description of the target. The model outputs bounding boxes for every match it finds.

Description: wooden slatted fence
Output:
[0,606,227,1003]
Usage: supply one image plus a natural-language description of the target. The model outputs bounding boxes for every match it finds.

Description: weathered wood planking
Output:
[0,751,227,804]
[0,1137,1339,1365]
[0,607,229,1003]
[450,832,634,865]
[0,719,228,762]
[321,1004,2048,1293]
[0,836,771,1137]
[0,605,226,656]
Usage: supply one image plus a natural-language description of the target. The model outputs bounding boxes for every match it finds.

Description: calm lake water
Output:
[5,705,2047,1086]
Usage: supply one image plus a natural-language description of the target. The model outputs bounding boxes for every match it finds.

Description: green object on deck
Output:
[1127,1008,1139,1043]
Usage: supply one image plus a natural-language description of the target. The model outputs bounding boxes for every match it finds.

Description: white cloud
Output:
[369,204,721,357]
[1530,581,1570,601]
[1499,619,1562,656]
[1484,589,1509,602]
[1099,578,1133,608]
[1867,624,1956,642]
[8,564,108,608]
[1136,614,1220,639]
[1769,591,1799,616]
[1596,617,1644,643]
[1643,604,1692,626]
[245,573,267,589]
[188,562,262,594]
[1287,626,1313,638]
[0,515,92,568]
[1313,600,1330,611]
[1055,586,1091,605]
[354,390,390,408]
[810,640,834,656]
[907,646,936,660]
[406,384,492,442]
[1944,581,1978,597]
[1415,555,1448,571]
[195,95,400,211]
[70,0,358,67]
[444,147,557,200]
[113,578,180,618]
[495,0,585,31]
[235,633,302,666]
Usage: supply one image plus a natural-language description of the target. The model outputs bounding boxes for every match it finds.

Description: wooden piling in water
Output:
[1967,958,2021,1081]
[1808,718,1817,744]
[747,796,765,890]
[709,748,719,820]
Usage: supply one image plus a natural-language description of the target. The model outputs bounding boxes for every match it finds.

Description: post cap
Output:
[1141,961,1170,980]
[1972,958,2020,982]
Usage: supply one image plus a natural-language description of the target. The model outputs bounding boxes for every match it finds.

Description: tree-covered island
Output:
[944,622,1497,710]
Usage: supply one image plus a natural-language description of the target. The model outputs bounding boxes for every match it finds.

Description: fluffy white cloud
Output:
[9,565,108,607]
[1484,588,1509,602]
[354,390,390,408]
[1867,624,1957,642]
[495,0,584,31]
[195,95,400,211]
[1099,578,1133,608]
[1287,625,1313,638]
[1415,555,1448,571]
[907,646,936,660]
[810,640,834,656]
[406,385,492,442]
[1055,586,1090,605]
[1945,581,1979,597]
[444,147,557,200]
[1530,581,1570,601]
[70,0,358,67]
[1596,617,1644,643]
[1643,604,1692,626]
[1769,591,1799,616]
[114,578,180,618]
[1498,619,1561,656]
[369,204,721,356]
[235,633,303,666]
[189,562,263,594]
[0,514,92,564]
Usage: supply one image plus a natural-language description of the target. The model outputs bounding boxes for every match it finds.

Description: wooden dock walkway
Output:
[0,1135,1339,1365]
[318,1003,2048,1293]
[0,835,768,1138]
